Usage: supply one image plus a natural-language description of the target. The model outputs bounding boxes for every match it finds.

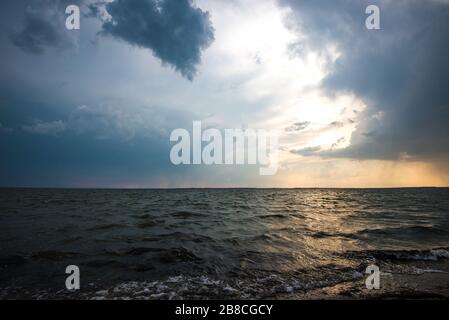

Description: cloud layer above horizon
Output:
[1,0,449,187]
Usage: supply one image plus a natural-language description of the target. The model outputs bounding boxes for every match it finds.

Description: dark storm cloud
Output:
[97,0,215,80]
[9,0,84,54]
[280,0,449,160]
[85,1,102,18]
[285,121,310,132]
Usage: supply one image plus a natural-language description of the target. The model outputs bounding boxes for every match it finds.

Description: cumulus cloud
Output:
[97,0,215,80]
[21,105,140,140]
[68,105,138,140]
[22,120,67,135]
[19,103,198,141]
[280,0,449,160]
[9,0,83,54]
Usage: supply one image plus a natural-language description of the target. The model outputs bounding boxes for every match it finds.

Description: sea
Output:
[1,188,449,299]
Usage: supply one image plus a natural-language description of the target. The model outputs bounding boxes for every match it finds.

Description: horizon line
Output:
[0,186,447,190]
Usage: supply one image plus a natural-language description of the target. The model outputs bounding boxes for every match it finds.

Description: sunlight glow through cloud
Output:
[197,0,365,166]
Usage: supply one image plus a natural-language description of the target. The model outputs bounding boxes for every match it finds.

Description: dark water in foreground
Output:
[1,188,449,299]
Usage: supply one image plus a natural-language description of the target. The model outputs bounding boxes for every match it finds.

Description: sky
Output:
[1,0,449,188]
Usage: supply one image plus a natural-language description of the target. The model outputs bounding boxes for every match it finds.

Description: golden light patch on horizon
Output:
[269,158,449,188]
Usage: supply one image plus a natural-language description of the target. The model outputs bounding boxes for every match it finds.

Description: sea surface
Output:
[1,188,449,299]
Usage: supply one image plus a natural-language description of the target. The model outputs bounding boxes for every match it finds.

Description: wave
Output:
[258,213,289,220]
[347,247,449,262]
[88,223,124,231]
[170,210,207,218]
[105,247,165,257]
[0,270,365,300]
[97,269,363,300]
[354,225,448,237]
[375,248,449,261]
[30,250,80,261]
